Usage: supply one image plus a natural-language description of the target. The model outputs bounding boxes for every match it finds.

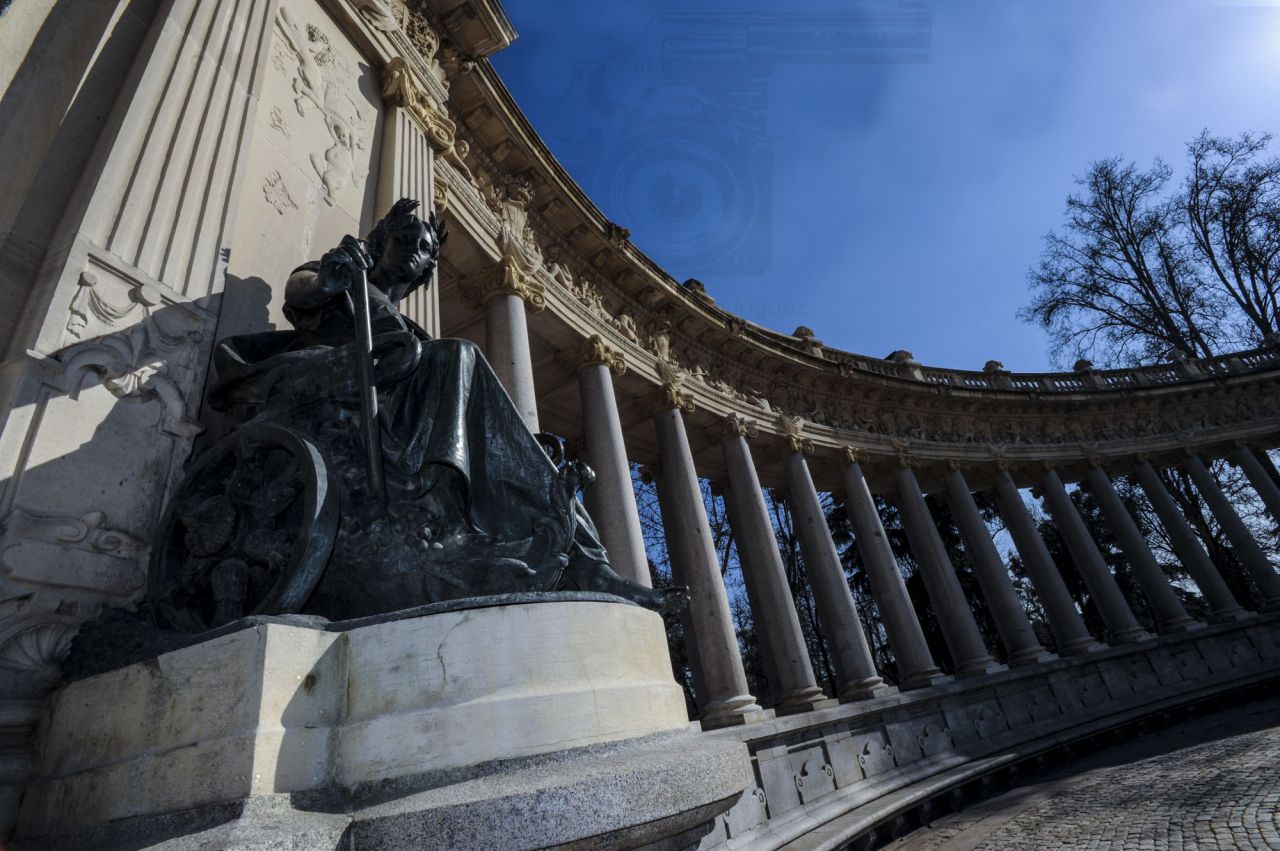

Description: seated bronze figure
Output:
[149,198,671,630]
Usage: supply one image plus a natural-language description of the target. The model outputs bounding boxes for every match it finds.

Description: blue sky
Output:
[492,0,1280,371]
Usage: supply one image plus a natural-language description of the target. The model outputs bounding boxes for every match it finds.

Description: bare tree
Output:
[1022,157,1222,366]
[1185,131,1280,347]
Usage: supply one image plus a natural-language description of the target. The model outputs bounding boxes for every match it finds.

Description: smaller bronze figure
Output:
[150,199,676,631]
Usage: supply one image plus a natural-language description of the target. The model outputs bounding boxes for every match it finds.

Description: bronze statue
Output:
[149,199,673,631]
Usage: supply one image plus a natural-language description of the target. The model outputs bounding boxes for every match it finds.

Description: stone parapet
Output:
[695,614,1280,849]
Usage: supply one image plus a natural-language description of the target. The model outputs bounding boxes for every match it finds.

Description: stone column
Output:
[643,463,709,706]
[992,470,1103,654]
[1231,446,1280,530]
[716,415,830,713]
[651,387,763,728]
[1183,454,1280,611]
[1132,460,1249,622]
[1084,465,1199,633]
[1038,469,1151,644]
[558,336,649,587]
[841,455,949,689]
[779,441,894,701]
[462,262,544,431]
[944,467,1054,665]
[894,464,1004,676]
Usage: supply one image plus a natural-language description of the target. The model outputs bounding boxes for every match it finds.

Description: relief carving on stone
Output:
[0,510,146,600]
[348,0,399,32]
[382,56,456,155]
[262,170,299,215]
[274,8,373,206]
[60,285,205,438]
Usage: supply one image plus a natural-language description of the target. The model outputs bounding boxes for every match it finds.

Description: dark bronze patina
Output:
[148,198,676,631]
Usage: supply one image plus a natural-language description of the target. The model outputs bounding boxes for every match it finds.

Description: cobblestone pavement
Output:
[889,693,1280,850]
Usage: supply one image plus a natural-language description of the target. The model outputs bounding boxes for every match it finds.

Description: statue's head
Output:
[366,197,448,298]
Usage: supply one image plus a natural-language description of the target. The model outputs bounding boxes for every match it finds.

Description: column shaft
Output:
[1038,469,1150,643]
[1132,461,1248,621]
[718,480,781,704]
[945,469,1053,664]
[652,407,762,727]
[485,292,539,431]
[1232,447,1280,530]
[894,467,1003,676]
[1183,454,1280,610]
[841,462,948,688]
[992,471,1102,654]
[783,452,894,701]
[577,363,649,587]
[721,435,828,712]
[1084,466,1198,632]
[649,468,709,706]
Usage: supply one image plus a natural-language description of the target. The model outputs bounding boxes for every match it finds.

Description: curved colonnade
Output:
[0,0,1276,844]
[417,13,1280,701]
[396,8,1280,843]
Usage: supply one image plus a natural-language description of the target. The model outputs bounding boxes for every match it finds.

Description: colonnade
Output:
[481,290,1280,727]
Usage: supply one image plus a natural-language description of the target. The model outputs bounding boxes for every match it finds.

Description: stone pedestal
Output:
[16,595,752,849]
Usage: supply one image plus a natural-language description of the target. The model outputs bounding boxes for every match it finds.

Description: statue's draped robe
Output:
[208,266,609,615]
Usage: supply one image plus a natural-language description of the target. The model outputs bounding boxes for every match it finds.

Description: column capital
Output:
[713,412,757,441]
[842,446,870,466]
[645,357,695,415]
[557,334,626,376]
[994,459,1016,472]
[459,259,546,312]
[780,413,814,456]
[896,453,922,470]
[382,57,457,155]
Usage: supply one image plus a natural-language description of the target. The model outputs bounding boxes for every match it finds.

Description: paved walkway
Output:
[889,693,1280,850]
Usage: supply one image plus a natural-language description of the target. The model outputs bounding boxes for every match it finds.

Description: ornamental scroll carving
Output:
[459,259,547,312]
[558,335,626,376]
[780,414,814,455]
[382,56,456,155]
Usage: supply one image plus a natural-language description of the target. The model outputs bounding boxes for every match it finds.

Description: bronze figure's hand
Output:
[317,234,373,295]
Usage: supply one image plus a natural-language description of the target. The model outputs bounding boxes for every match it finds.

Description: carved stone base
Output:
[16,595,752,848]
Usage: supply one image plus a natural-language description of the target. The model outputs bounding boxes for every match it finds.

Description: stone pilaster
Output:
[841,452,948,688]
[945,467,1054,665]
[1131,460,1250,622]
[894,464,1004,677]
[1038,468,1152,644]
[558,336,648,587]
[992,470,1103,654]
[1084,465,1199,633]
[782,445,895,701]
[1183,454,1280,611]
[651,401,763,728]
[716,415,830,714]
